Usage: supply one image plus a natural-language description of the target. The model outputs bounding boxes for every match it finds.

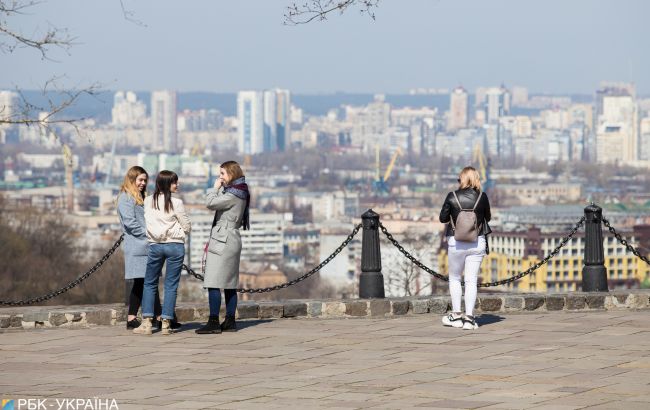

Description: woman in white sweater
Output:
[133,170,191,335]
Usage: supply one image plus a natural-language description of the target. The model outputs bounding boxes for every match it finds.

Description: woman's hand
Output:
[214,177,223,190]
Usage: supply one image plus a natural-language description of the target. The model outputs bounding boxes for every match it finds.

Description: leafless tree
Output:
[382,232,435,297]
[0,1,102,143]
[284,0,380,25]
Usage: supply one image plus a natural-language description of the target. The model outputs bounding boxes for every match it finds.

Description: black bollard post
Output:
[125,279,133,306]
[359,209,385,298]
[582,204,609,292]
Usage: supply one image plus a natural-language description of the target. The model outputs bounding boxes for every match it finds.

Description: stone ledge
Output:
[2,290,649,330]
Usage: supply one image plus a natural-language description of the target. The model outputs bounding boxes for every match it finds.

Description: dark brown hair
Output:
[153,170,178,213]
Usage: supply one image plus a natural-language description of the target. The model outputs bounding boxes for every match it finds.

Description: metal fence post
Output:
[359,209,385,298]
[582,204,608,292]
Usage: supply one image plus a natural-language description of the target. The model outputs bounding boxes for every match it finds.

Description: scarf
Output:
[224,176,250,230]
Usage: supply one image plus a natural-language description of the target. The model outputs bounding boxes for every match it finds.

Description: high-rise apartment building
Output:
[151,90,178,152]
[263,91,277,152]
[447,86,469,131]
[595,82,636,121]
[274,89,291,151]
[474,87,488,108]
[484,87,510,123]
[238,91,264,154]
[640,118,650,161]
[595,83,638,164]
[511,86,528,107]
[238,89,289,154]
[112,91,146,128]
[0,90,19,122]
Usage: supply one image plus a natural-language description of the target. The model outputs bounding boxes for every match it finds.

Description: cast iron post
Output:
[359,209,385,298]
[582,204,609,292]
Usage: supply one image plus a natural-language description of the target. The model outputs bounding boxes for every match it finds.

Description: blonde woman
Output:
[439,166,491,330]
[116,166,161,329]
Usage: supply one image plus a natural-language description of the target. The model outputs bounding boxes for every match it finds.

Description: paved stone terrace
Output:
[3,291,650,330]
[1,311,650,409]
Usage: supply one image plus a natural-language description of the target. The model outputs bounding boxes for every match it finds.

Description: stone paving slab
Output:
[1,311,650,409]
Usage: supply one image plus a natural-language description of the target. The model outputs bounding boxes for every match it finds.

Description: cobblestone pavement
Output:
[1,311,649,409]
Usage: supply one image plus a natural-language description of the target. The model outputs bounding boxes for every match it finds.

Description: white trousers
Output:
[447,235,486,316]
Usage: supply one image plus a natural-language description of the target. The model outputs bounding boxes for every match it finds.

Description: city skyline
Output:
[2,0,649,94]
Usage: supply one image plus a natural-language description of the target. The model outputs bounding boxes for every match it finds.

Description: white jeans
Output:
[447,235,486,316]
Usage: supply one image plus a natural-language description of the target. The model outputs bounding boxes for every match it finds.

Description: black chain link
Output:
[602,218,650,266]
[0,235,125,306]
[381,217,585,287]
[183,223,362,293]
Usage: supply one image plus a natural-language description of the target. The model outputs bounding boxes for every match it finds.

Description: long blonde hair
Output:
[119,166,148,205]
[458,166,482,191]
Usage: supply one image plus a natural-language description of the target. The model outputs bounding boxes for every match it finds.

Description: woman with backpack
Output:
[439,166,491,330]
[133,170,191,336]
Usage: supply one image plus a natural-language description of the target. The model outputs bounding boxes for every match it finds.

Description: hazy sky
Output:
[3,0,649,94]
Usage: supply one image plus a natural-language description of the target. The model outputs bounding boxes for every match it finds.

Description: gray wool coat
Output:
[117,192,149,279]
[203,188,247,289]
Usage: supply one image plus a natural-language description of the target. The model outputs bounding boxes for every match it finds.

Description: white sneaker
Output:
[462,315,479,330]
[442,312,464,328]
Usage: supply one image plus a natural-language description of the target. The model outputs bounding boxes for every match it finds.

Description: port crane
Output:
[373,146,403,194]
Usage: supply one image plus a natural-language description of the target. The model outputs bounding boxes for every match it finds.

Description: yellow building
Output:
[437,226,650,292]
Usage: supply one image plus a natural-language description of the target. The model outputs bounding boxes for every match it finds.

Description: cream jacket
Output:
[144,194,191,243]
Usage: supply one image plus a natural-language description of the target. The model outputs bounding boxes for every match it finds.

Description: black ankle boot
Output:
[195,316,221,334]
[221,315,237,332]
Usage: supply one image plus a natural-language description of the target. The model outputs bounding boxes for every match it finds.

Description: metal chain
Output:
[183,223,362,293]
[380,217,585,287]
[0,235,125,306]
[602,218,650,266]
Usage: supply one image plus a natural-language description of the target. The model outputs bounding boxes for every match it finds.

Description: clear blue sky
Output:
[3,0,649,94]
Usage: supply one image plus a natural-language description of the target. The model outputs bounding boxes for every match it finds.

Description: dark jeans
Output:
[128,278,161,317]
[142,243,185,320]
[208,288,237,317]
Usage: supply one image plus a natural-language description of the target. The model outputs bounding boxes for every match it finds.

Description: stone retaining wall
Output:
[2,290,649,330]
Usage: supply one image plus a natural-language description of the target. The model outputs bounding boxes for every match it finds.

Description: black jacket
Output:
[439,188,492,238]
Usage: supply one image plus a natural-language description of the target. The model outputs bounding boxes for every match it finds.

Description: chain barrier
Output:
[0,235,125,306]
[381,217,585,287]
[5,210,618,305]
[183,223,362,293]
[602,218,650,266]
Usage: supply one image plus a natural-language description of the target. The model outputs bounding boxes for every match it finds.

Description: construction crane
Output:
[62,144,74,212]
[472,143,493,191]
[373,146,403,194]
[104,132,119,187]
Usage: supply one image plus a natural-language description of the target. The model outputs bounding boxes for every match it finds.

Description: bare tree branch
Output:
[119,0,147,28]
[0,0,74,59]
[383,233,434,297]
[1,77,101,146]
[284,0,380,25]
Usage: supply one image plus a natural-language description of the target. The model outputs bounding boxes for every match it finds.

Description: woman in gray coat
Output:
[117,166,161,329]
[196,161,250,334]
